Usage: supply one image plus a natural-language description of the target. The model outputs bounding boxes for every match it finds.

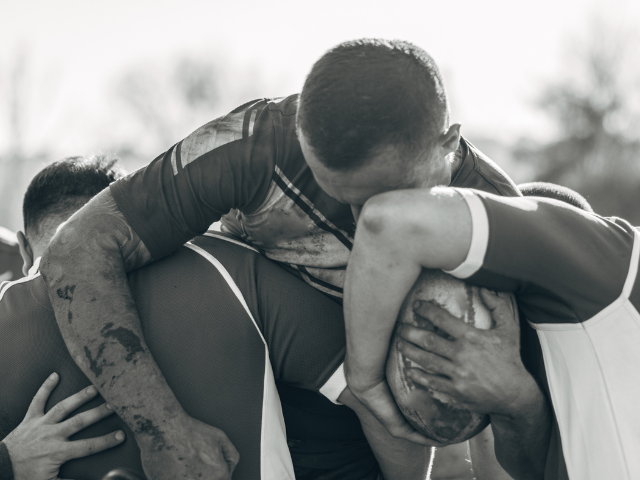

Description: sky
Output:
[1,0,639,160]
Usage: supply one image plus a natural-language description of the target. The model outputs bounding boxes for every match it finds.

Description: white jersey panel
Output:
[184,243,296,480]
[531,229,640,480]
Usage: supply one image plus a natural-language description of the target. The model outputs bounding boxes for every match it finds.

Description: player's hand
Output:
[344,367,441,447]
[397,290,535,417]
[3,372,125,480]
[139,414,239,480]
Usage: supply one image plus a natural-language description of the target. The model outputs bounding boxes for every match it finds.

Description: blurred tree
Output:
[113,55,221,163]
[0,49,48,232]
[514,17,640,223]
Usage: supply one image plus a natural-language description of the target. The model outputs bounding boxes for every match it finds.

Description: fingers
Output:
[398,324,456,360]
[406,368,455,396]
[60,402,115,437]
[398,338,456,378]
[413,301,471,339]
[62,430,126,462]
[45,385,99,424]
[479,289,517,329]
[219,434,240,474]
[26,372,60,419]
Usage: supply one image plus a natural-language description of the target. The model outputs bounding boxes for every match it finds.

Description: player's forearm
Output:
[40,189,185,450]
[344,209,422,391]
[489,377,550,480]
[339,388,430,480]
[469,427,514,480]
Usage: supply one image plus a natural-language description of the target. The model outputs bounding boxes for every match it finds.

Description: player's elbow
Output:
[359,190,440,241]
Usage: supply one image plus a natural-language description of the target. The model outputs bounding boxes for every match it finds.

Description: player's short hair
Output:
[518,182,594,213]
[298,38,448,171]
[23,154,125,238]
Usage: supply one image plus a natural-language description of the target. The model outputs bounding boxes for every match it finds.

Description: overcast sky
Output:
[1,0,639,158]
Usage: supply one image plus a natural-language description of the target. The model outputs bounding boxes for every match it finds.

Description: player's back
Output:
[0,234,374,480]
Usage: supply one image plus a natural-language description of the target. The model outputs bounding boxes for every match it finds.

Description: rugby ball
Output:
[386,269,497,444]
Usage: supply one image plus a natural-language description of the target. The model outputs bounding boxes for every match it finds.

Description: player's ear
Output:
[17,230,34,276]
[440,123,461,156]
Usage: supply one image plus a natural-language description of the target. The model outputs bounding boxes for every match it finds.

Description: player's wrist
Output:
[491,375,543,421]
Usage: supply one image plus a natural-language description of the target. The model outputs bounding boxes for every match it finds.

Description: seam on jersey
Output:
[184,241,294,479]
[444,189,489,279]
[0,272,41,303]
[201,232,260,253]
[243,178,283,218]
[183,243,267,346]
[534,229,640,332]
[582,316,632,479]
[291,265,343,298]
[536,330,590,480]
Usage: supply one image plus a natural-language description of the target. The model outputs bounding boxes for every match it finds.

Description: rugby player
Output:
[40,39,524,478]
[1,156,430,479]
[0,226,22,282]
[343,186,639,480]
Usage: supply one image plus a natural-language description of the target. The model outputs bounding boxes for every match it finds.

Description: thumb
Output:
[220,435,240,473]
[479,289,516,329]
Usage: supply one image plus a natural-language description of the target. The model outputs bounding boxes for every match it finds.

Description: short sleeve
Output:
[448,189,635,324]
[111,98,276,260]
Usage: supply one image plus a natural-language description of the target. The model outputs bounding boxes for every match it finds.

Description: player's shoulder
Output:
[266,93,299,116]
[0,269,50,319]
[453,137,521,198]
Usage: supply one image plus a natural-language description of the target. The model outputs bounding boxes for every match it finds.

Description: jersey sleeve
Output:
[446,188,635,324]
[110,98,277,260]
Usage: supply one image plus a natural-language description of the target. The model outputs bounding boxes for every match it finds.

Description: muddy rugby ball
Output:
[386,269,510,444]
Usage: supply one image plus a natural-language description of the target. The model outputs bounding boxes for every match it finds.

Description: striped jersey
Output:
[110,94,520,300]
[0,233,377,480]
[448,188,640,480]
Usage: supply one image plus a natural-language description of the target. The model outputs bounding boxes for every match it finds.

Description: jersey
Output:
[0,233,378,480]
[446,188,640,480]
[110,93,520,300]
[0,227,22,283]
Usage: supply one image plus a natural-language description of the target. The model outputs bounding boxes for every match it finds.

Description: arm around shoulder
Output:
[40,188,238,480]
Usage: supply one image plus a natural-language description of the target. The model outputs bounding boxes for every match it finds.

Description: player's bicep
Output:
[358,187,473,272]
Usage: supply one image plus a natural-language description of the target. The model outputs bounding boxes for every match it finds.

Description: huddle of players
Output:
[1,38,638,480]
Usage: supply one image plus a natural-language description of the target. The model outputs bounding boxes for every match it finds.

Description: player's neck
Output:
[448,145,464,184]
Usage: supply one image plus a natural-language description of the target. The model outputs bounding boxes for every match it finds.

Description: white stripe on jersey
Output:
[184,243,295,480]
[201,232,259,253]
[532,229,640,480]
[318,363,347,405]
[274,166,354,243]
[0,271,40,302]
[445,188,489,279]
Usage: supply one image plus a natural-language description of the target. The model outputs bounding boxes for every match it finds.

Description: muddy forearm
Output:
[490,378,550,480]
[40,189,185,450]
[339,389,431,480]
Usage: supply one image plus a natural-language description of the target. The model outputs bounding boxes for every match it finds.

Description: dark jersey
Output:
[0,227,22,283]
[0,233,377,480]
[446,188,640,480]
[110,94,520,299]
